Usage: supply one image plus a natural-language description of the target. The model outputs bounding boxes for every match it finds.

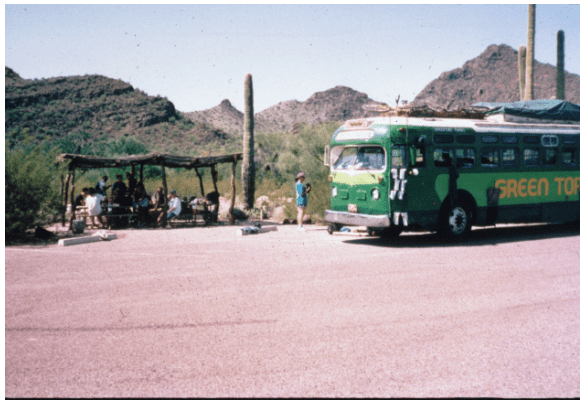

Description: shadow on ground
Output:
[342,222,580,248]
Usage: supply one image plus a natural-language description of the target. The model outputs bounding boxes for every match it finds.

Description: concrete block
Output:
[57,231,117,246]
[58,235,102,246]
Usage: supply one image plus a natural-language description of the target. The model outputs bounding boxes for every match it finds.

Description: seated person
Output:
[206,191,220,222]
[109,188,130,228]
[149,187,166,227]
[85,187,105,229]
[75,188,89,209]
[96,176,111,196]
[132,182,150,227]
[111,173,127,199]
[188,195,203,206]
[167,190,182,220]
[74,188,89,223]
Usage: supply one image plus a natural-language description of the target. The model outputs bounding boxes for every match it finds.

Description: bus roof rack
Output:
[362,103,489,119]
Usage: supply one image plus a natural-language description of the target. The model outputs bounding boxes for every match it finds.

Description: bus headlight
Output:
[332,187,338,197]
[371,188,380,200]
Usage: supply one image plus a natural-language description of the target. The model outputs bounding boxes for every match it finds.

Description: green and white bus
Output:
[324,100,580,238]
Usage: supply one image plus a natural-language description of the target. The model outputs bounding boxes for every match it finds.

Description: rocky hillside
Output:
[185,86,381,135]
[5,67,238,156]
[412,44,580,108]
[185,99,244,136]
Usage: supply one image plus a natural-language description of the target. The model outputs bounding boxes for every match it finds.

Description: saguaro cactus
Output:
[525,4,536,100]
[518,45,527,100]
[242,73,255,210]
[556,30,565,100]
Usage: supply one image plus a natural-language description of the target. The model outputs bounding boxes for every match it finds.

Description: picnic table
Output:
[73,203,137,228]
[71,201,215,229]
[102,204,139,228]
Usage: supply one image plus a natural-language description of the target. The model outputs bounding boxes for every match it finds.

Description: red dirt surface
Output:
[5,222,580,398]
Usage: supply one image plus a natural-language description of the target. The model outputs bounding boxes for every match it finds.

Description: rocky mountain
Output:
[189,45,579,135]
[412,44,580,108]
[185,86,381,135]
[5,44,580,156]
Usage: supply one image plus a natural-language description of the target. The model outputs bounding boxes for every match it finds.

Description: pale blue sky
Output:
[5,4,580,113]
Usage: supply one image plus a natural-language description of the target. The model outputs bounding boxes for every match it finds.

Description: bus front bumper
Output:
[324,210,390,227]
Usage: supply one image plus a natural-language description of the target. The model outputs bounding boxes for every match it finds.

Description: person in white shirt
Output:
[167,190,182,220]
[96,176,110,196]
[85,187,105,228]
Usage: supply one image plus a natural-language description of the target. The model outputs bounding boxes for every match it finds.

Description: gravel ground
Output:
[5,222,580,398]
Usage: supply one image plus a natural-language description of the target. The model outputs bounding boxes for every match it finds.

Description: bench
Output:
[168,204,212,227]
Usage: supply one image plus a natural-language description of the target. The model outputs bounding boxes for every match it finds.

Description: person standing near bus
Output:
[295,172,311,230]
[444,154,459,207]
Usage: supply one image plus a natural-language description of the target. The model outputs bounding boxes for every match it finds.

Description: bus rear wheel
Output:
[440,204,472,238]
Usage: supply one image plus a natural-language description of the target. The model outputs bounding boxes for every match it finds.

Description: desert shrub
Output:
[270,121,339,219]
[106,137,150,157]
[5,143,62,241]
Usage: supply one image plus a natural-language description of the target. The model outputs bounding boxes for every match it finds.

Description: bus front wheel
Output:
[327,224,341,235]
[440,204,472,238]
[371,226,402,239]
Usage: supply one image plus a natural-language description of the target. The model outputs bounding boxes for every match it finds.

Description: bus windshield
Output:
[332,146,386,171]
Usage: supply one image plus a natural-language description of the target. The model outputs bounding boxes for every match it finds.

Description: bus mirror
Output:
[324,146,330,166]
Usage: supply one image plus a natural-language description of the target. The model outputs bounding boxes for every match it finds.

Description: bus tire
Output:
[440,203,472,238]
[380,226,402,239]
[327,224,336,235]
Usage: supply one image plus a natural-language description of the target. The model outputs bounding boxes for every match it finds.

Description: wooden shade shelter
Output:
[57,152,242,227]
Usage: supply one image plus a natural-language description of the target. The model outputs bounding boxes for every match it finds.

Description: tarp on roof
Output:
[473,99,580,122]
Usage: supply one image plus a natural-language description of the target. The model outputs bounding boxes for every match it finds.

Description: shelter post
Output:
[68,166,76,228]
[62,173,71,226]
[211,165,219,193]
[211,164,219,213]
[161,163,168,227]
[139,164,144,184]
[194,167,205,198]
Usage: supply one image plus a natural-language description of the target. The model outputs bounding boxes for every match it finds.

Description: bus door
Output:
[389,146,409,226]
[389,143,428,227]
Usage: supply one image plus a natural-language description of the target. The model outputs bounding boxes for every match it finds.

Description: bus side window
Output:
[411,145,426,168]
[501,148,518,167]
[480,148,499,168]
[433,148,453,168]
[524,148,539,166]
[562,148,579,166]
[542,149,558,166]
[455,148,475,168]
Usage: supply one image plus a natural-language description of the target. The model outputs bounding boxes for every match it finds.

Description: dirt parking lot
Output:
[5,222,580,398]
